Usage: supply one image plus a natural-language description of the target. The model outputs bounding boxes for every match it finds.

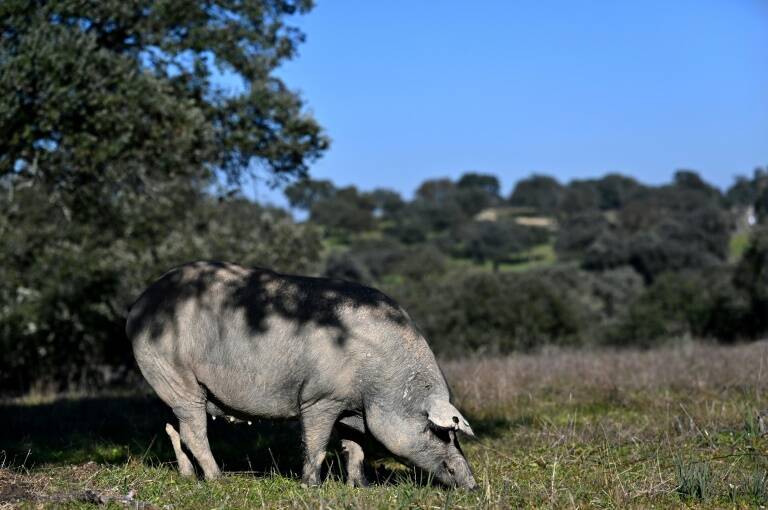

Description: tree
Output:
[509,175,563,212]
[726,167,768,223]
[0,0,328,200]
[0,186,322,392]
[725,168,768,207]
[284,178,335,211]
[757,189,768,224]
[454,220,545,270]
[582,231,629,271]
[367,188,405,219]
[734,226,768,335]
[0,1,328,393]
[416,178,455,203]
[555,211,611,258]
[409,178,467,232]
[457,172,501,197]
[594,174,644,210]
[454,172,501,216]
[673,170,721,203]
[310,186,375,234]
[385,211,432,244]
[392,271,586,355]
[323,252,372,284]
[560,180,601,215]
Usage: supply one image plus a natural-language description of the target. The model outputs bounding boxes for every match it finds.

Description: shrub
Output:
[733,226,768,336]
[388,270,587,356]
[323,252,372,284]
[453,220,548,268]
[0,191,322,394]
[555,211,610,258]
[391,245,447,282]
[604,269,752,346]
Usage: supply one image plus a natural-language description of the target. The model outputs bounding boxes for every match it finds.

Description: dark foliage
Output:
[726,168,767,207]
[285,178,336,211]
[310,186,376,235]
[509,175,564,212]
[554,172,731,281]
[733,226,768,335]
[453,221,548,269]
[387,271,586,355]
[0,0,327,394]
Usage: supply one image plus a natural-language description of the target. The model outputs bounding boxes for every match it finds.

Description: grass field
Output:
[3,341,768,508]
[730,231,751,262]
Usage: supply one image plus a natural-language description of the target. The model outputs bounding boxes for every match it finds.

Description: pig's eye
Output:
[442,461,455,475]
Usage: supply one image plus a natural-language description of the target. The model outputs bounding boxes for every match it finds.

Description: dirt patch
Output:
[0,469,33,504]
[0,464,159,509]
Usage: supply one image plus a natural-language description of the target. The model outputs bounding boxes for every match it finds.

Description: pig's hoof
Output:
[347,476,369,488]
[300,476,321,488]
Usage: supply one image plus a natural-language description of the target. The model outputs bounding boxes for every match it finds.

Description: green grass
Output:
[504,242,557,272]
[730,231,751,262]
[4,342,768,508]
[444,242,558,274]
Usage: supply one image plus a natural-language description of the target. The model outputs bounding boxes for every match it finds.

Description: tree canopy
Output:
[0,0,328,204]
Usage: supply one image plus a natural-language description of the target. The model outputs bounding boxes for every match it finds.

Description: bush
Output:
[582,231,629,270]
[388,270,587,356]
[0,190,322,394]
[342,238,406,281]
[509,175,564,212]
[555,211,611,258]
[453,220,548,268]
[733,226,768,335]
[310,186,376,234]
[391,245,447,282]
[323,252,372,284]
[605,269,752,347]
[542,265,644,327]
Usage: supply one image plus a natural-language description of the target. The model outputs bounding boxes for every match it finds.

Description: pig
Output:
[126,261,476,489]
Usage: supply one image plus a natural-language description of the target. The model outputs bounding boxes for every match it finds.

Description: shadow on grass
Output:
[464,413,534,439]
[0,395,305,476]
[0,395,513,486]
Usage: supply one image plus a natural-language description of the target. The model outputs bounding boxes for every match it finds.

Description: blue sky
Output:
[240,0,767,203]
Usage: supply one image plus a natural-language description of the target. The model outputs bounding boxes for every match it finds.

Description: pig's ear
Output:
[425,398,475,437]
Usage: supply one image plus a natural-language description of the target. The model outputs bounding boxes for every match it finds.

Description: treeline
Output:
[286,168,768,356]
[3,163,767,393]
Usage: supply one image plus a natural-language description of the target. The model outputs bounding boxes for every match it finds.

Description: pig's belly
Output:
[193,343,306,420]
[192,314,349,419]
[198,366,303,419]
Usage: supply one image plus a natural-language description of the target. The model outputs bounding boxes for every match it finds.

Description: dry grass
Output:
[3,340,768,508]
[446,340,768,401]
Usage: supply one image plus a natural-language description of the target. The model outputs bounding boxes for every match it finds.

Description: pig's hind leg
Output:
[176,404,221,480]
[337,415,369,487]
[300,401,345,486]
[134,347,221,480]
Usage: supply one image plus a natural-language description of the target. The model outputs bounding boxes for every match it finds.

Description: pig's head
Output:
[410,397,477,490]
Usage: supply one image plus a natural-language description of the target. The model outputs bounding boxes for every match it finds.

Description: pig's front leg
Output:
[337,415,369,487]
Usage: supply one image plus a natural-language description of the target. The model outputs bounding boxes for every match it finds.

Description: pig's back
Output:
[128,261,418,418]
